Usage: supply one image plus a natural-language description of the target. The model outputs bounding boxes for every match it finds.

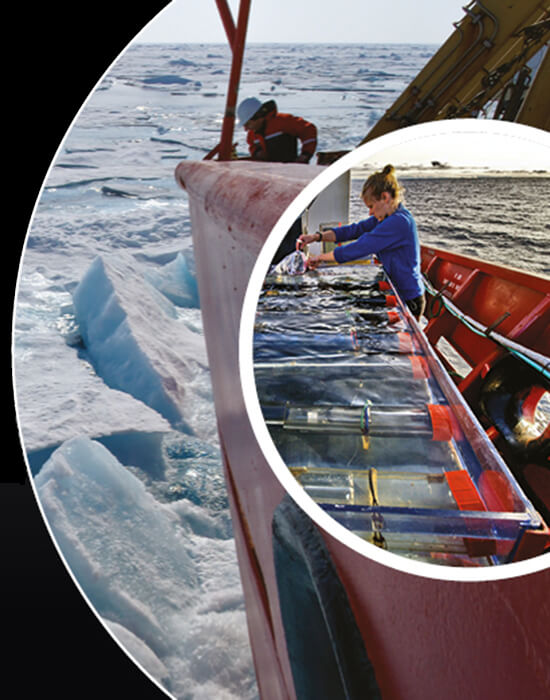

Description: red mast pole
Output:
[215,0,236,46]
[207,0,252,161]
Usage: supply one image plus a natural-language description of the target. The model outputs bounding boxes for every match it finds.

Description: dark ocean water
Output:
[350,175,550,277]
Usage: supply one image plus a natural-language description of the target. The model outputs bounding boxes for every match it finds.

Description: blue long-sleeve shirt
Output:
[332,203,424,301]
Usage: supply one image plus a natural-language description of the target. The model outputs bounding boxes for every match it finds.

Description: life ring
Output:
[479,356,549,467]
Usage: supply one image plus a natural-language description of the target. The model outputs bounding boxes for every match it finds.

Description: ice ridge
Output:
[72,254,210,436]
[145,252,199,308]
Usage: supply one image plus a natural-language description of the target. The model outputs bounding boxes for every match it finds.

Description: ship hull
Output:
[176,160,550,700]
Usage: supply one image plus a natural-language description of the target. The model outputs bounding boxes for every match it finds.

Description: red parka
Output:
[246,101,317,163]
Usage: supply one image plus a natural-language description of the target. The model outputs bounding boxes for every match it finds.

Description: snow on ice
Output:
[14,268,172,457]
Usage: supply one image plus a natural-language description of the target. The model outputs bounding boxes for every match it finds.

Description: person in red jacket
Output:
[237,97,317,163]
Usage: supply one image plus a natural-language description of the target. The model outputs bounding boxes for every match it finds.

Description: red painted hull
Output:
[421,245,549,377]
[175,160,550,700]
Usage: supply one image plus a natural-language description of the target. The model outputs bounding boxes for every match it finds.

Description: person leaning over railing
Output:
[298,164,426,320]
[237,97,317,164]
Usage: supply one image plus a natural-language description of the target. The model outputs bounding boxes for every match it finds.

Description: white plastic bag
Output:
[270,250,308,276]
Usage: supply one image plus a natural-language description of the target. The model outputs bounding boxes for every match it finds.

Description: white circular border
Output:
[240,119,550,583]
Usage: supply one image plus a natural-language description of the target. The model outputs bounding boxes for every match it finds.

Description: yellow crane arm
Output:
[515,46,550,130]
[361,0,550,143]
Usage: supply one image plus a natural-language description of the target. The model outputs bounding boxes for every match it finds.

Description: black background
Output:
[7,4,177,696]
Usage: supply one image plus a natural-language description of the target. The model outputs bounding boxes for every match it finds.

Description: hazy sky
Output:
[132,1,550,172]
[136,0,464,45]
[355,122,550,171]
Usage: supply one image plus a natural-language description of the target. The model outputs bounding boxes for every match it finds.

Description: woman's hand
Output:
[297,232,319,249]
[307,251,336,268]
[306,255,320,269]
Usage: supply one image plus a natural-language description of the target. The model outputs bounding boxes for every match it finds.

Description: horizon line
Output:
[134,40,440,46]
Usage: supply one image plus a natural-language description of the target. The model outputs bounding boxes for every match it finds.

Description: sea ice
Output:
[145,251,200,308]
[143,75,197,87]
[72,253,214,440]
[14,42,446,700]
[13,270,171,457]
[35,436,255,699]
[35,438,198,654]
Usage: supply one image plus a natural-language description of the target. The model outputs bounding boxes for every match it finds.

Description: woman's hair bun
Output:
[361,164,404,202]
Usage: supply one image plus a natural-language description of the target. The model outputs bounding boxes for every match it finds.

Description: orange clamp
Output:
[386,310,401,324]
[478,470,516,513]
[445,470,486,511]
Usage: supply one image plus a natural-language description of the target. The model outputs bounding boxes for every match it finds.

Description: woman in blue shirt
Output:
[298,165,426,319]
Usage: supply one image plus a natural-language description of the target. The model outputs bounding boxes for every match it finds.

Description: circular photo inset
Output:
[241,119,550,581]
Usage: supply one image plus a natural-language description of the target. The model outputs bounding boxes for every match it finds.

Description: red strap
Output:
[409,355,430,379]
[398,332,413,354]
[428,404,453,441]
[445,470,495,558]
